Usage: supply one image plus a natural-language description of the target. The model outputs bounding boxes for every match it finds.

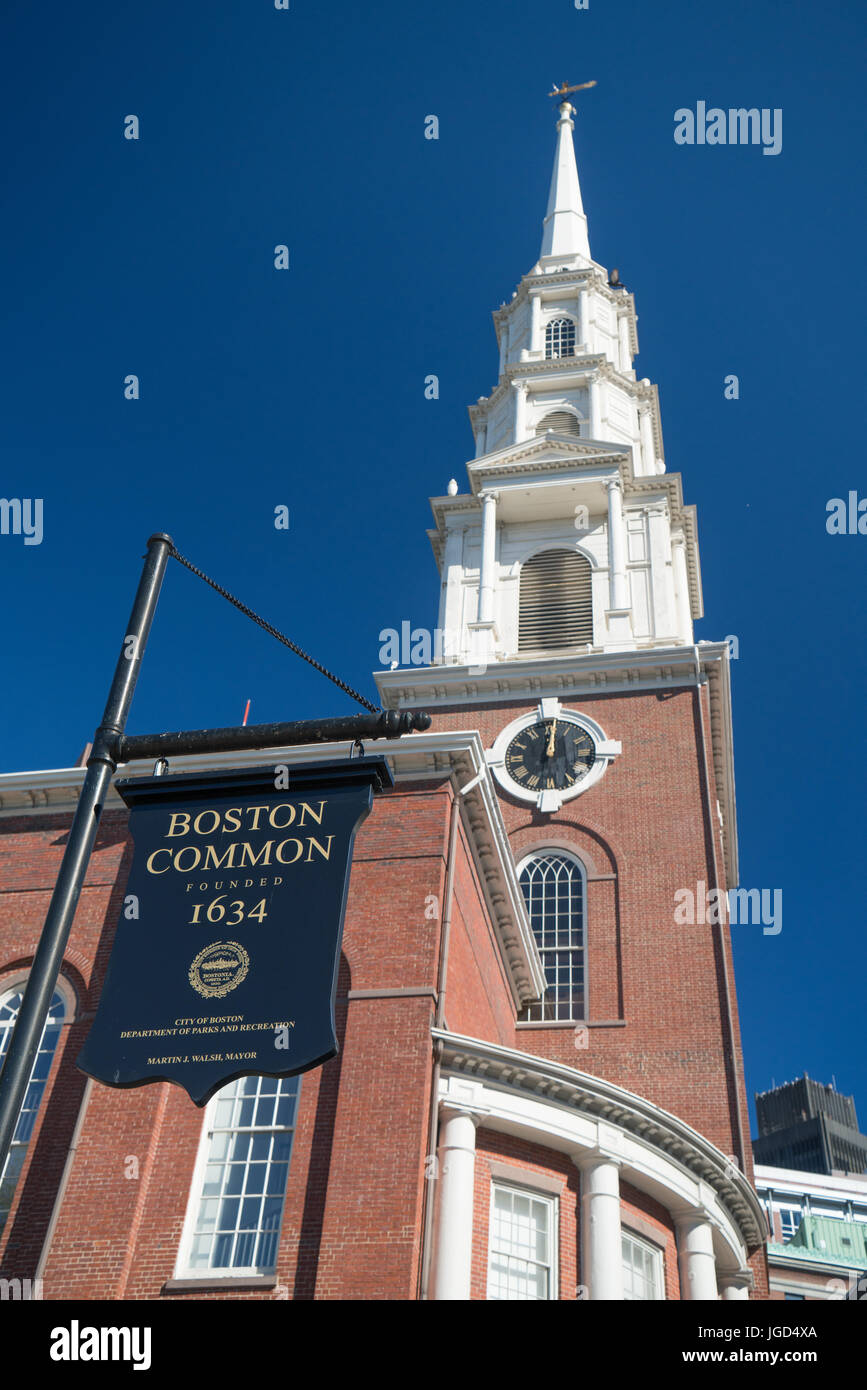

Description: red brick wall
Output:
[0,780,501,1300]
[0,809,131,1279]
[0,687,767,1299]
[443,819,516,1046]
[428,687,753,1167]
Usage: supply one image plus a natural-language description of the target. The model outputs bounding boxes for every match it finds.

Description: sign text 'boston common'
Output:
[77,756,392,1104]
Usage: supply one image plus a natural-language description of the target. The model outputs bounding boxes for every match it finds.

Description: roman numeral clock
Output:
[488,700,621,814]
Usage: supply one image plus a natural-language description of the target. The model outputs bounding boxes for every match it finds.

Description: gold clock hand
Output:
[546,719,557,758]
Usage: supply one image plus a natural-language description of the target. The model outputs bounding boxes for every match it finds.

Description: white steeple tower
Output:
[376,100,705,697]
[538,102,592,267]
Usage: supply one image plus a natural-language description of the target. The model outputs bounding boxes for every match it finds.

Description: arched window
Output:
[0,985,65,1234]
[518,549,593,653]
[535,409,582,439]
[517,852,585,1022]
[545,317,576,359]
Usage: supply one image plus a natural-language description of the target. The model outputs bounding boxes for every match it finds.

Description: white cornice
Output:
[374,643,726,706]
[466,435,631,481]
[0,732,545,1009]
[491,266,628,330]
[704,642,738,887]
[434,1027,767,1253]
[469,354,658,427]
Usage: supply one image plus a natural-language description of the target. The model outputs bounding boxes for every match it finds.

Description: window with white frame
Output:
[545,317,576,359]
[0,985,65,1235]
[177,1073,300,1277]
[776,1203,803,1241]
[517,851,586,1022]
[487,1184,557,1300]
[622,1230,664,1300]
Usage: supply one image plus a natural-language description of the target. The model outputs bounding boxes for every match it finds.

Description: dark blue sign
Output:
[77,756,391,1105]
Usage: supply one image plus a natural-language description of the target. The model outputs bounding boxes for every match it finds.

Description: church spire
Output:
[539,101,591,265]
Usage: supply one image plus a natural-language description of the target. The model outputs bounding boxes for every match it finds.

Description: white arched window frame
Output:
[518,546,594,653]
[516,850,587,1023]
[534,408,584,439]
[545,317,577,360]
[0,982,67,1234]
[175,1073,301,1279]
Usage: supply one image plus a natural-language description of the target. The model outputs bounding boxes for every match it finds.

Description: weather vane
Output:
[548,80,597,101]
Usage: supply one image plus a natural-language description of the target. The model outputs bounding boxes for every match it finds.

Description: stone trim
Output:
[162,1276,278,1293]
[486,1159,567,1197]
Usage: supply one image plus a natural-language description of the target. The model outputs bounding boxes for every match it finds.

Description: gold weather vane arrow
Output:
[548,80,597,99]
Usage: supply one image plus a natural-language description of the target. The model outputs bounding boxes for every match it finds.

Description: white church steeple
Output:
[538,101,592,267]
[376,99,705,695]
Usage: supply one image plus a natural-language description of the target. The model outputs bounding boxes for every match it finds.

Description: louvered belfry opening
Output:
[535,410,581,438]
[518,548,593,653]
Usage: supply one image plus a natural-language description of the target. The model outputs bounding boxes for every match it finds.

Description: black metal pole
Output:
[116,708,431,763]
[0,533,174,1178]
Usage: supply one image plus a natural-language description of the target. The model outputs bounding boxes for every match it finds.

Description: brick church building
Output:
[0,98,768,1301]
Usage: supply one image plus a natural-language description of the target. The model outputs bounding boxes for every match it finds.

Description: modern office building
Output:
[755,1163,867,1299]
[753,1075,867,1177]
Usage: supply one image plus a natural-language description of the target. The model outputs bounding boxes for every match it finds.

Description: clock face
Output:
[504,718,596,794]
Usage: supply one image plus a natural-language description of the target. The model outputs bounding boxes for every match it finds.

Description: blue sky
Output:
[1,0,865,1139]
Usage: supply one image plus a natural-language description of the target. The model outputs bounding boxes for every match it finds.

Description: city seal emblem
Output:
[188,941,250,999]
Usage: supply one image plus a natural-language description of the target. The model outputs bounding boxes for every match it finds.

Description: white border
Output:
[486,1181,559,1301]
[487,699,621,811]
[174,1079,300,1282]
[621,1227,665,1301]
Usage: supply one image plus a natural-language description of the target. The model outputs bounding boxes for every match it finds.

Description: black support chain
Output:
[169,547,381,714]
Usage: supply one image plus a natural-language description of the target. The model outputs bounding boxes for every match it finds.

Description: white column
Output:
[478,490,498,624]
[513,381,527,442]
[439,523,465,659]
[530,292,541,353]
[431,1108,478,1300]
[672,531,692,641]
[676,1216,718,1301]
[606,478,628,611]
[638,402,655,475]
[578,289,589,350]
[577,1155,624,1300]
[647,505,675,639]
[718,1273,751,1300]
[588,378,600,438]
[618,313,632,372]
[475,416,488,459]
